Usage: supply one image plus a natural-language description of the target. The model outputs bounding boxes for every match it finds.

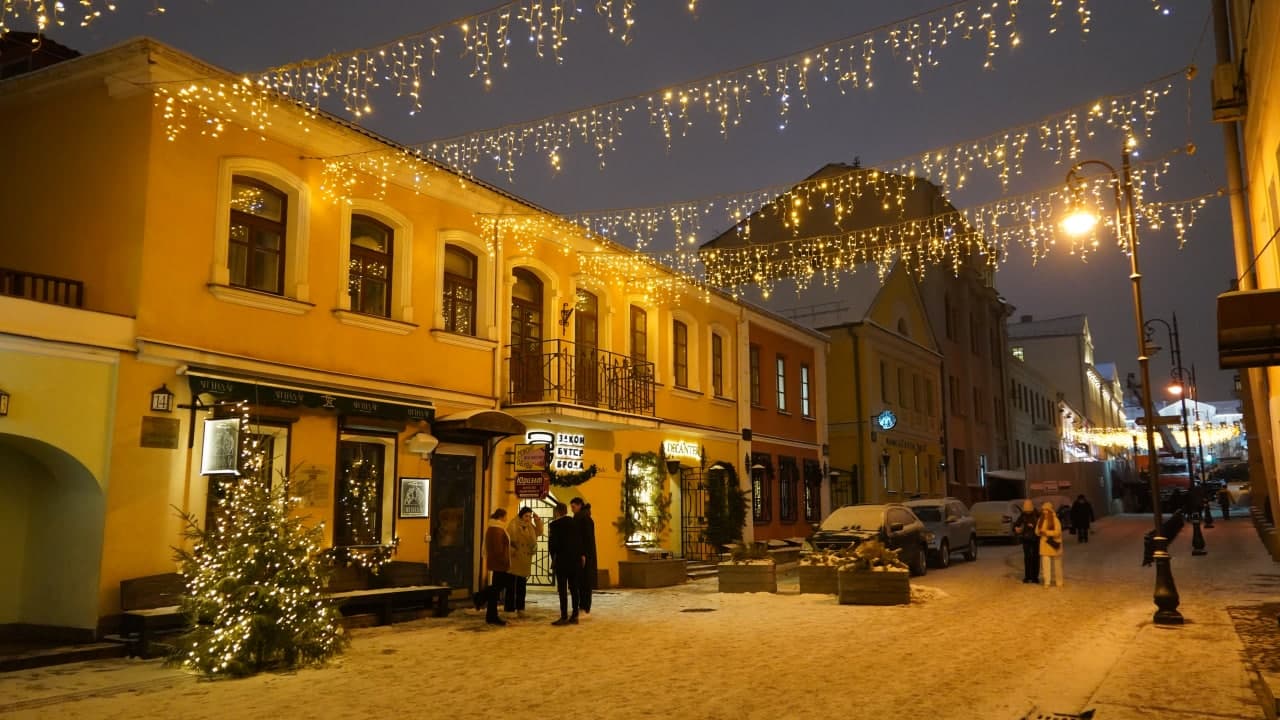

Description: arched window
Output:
[348,214,393,317]
[228,176,287,295]
[443,245,478,335]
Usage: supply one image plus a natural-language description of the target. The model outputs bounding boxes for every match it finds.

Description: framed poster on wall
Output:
[399,477,430,518]
[200,418,241,475]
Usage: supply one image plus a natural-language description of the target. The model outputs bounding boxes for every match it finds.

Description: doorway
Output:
[509,268,544,403]
[679,466,715,561]
[429,452,477,590]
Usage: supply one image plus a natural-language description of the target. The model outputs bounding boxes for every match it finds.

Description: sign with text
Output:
[526,429,588,472]
[515,471,549,499]
[513,443,549,472]
[663,439,701,463]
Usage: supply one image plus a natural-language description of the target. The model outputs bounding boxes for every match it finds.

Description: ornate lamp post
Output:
[1145,315,1208,551]
[1060,142,1183,625]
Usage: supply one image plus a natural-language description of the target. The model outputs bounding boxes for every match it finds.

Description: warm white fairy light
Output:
[0,0,167,35]
[1074,423,1237,450]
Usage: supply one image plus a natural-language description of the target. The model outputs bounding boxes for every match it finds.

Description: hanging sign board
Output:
[513,443,549,472]
[515,471,549,499]
[662,439,700,463]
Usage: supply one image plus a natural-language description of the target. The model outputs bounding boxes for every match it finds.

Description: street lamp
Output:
[1061,143,1183,625]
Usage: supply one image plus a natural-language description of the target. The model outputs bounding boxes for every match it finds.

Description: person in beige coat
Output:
[505,507,543,616]
[1036,501,1065,587]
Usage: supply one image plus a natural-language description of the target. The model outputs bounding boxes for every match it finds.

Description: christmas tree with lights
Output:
[172,405,345,677]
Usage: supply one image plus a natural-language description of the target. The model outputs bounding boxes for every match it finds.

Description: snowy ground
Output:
[0,515,1273,720]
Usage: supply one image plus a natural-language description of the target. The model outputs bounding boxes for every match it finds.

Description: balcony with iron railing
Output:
[1,267,84,308]
[505,339,656,417]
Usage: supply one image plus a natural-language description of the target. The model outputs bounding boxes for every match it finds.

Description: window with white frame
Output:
[800,363,812,417]
[348,214,393,317]
[228,176,287,295]
[335,433,396,547]
[775,354,787,412]
[711,332,724,397]
[673,319,689,388]
[443,245,478,335]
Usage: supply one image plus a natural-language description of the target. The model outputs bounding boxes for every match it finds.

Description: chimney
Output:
[1020,314,1033,323]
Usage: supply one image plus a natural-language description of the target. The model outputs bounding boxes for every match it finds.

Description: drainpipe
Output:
[848,326,866,503]
[1213,0,1276,534]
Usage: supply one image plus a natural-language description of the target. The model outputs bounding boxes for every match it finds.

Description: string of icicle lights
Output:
[319,71,1182,242]
[153,0,646,135]
[1073,423,1239,451]
[371,0,1107,179]
[0,0,163,35]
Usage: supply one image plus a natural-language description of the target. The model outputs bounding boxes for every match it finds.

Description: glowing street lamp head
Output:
[1167,383,1184,396]
[1059,207,1100,238]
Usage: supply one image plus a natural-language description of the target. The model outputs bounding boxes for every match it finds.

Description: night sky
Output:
[36,0,1238,399]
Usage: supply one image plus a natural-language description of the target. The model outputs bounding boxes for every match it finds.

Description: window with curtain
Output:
[776,355,787,412]
[800,364,812,417]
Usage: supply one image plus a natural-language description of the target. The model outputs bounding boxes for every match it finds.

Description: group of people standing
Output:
[1015,494,1094,587]
[477,497,597,627]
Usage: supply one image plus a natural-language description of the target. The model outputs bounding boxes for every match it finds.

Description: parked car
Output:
[970,500,1025,543]
[809,504,930,576]
[905,497,978,568]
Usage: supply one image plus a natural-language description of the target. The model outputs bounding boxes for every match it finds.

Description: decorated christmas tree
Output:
[172,404,345,677]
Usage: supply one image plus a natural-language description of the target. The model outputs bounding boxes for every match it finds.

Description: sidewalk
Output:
[1082,517,1272,719]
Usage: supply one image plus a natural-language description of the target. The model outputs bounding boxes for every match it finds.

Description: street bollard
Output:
[1191,513,1207,556]
[1203,499,1215,528]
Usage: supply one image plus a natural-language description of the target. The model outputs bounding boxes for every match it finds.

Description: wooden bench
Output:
[119,573,185,659]
[119,562,451,657]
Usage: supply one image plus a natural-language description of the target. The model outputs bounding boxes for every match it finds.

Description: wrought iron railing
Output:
[505,339,656,416]
[0,267,84,308]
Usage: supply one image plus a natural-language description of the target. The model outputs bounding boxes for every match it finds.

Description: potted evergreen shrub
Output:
[717,542,777,593]
[615,451,685,588]
[836,540,911,605]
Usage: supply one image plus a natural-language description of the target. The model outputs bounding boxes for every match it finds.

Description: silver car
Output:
[970,500,1025,543]
[905,498,978,568]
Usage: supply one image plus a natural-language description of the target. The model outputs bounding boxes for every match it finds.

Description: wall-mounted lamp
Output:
[666,459,683,475]
[751,462,766,471]
[407,432,440,458]
[559,302,575,336]
[708,462,726,471]
[881,451,892,470]
[0,387,9,417]
[150,384,175,413]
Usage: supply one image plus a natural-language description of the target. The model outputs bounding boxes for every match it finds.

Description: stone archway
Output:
[0,433,105,642]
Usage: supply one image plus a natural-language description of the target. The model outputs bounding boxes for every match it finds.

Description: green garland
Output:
[549,464,599,487]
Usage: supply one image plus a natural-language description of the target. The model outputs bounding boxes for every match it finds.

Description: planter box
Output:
[798,565,838,594]
[768,547,802,565]
[617,559,686,588]
[717,562,777,594]
[837,567,910,605]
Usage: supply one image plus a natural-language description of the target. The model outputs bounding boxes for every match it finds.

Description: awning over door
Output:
[433,409,526,441]
[185,367,434,423]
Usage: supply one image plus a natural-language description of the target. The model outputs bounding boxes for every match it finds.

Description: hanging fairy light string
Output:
[152,0,644,139]
[1,0,163,35]
[258,0,639,118]
[557,74,1182,250]
[407,0,1102,180]
[1074,423,1236,450]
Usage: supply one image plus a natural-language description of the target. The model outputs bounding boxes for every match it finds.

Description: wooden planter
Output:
[837,567,910,605]
[717,562,777,593]
[798,564,838,594]
[617,559,686,588]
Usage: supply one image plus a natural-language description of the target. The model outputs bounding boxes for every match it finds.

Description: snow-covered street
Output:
[0,515,1272,720]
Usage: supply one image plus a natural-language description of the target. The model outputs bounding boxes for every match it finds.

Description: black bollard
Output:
[1191,513,1207,556]
[1203,499,1215,528]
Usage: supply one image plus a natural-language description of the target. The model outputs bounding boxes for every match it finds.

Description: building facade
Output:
[0,38,826,637]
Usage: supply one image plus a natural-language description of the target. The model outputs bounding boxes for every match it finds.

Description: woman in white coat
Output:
[1036,501,1065,587]
[505,506,543,616]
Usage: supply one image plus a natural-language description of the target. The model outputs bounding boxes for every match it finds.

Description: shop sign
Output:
[526,430,587,472]
[140,416,180,449]
[513,443,549,472]
[187,373,433,423]
[663,439,700,462]
[515,471,549,499]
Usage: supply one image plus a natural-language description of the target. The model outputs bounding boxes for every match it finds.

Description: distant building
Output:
[1007,314,1125,459]
[0,32,79,80]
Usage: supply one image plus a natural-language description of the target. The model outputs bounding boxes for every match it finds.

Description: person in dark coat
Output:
[480,508,511,626]
[571,497,597,615]
[1014,499,1040,584]
[1219,486,1232,520]
[1069,495,1095,543]
[547,502,581,625]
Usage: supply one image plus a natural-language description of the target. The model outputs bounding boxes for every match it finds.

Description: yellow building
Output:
[802,264,945,505]
[0,38,823,639]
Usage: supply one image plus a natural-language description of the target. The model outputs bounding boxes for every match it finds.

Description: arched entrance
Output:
[0,433,105,643]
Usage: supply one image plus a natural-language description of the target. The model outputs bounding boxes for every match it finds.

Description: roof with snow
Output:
[1007,314,1089,339]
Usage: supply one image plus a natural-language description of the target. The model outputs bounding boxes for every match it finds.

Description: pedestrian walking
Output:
[570,497,597,615]
[1219,486,1232,520]
[1037,501,1065,587]
[1070,494,1095,543]
[547,502,581,626]
[505,506,543,617]
[1015,499,1040,584]
[480,508,511,626]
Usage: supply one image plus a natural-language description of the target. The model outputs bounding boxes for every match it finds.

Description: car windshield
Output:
[820,506,883,532]
[911,507,943,522]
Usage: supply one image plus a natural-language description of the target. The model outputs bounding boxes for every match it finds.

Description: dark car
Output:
[809,503,930,576]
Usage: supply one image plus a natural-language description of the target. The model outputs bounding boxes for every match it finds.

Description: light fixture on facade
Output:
[406,431,440,458]
[559,302,575,335]
[150,384,176,413]
[708,462,725,471]
[0,388,8,417]
[751,462,766,471]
